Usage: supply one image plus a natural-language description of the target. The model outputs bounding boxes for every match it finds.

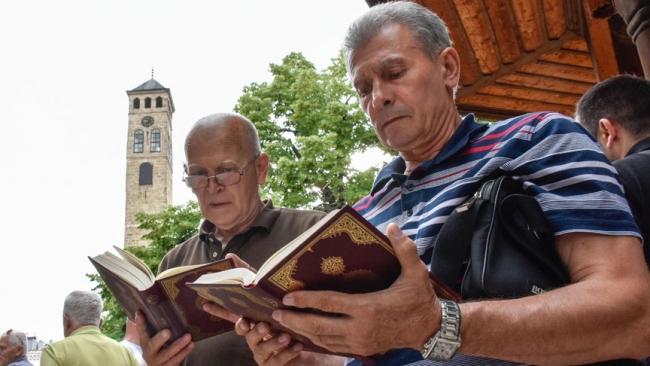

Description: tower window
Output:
[156,97,163,108]
[133,98,140,109]
[151,129,161,152]
[134,130,144,153]
[145,97,151,108]
[139,163,153,185]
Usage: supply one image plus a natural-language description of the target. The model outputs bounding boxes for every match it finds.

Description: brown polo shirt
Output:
[158,199,326,366]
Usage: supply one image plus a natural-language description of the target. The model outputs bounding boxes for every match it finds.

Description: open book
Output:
[186,205,460,360]
[89,247,235,342]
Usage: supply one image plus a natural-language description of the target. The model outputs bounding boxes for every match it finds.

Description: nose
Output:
[371,81,393,110]
[205,175,224,194]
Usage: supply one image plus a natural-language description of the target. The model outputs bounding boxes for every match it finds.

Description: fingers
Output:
[136,311,194,366]
[224,253,257,273]
[203,302,240,324]
[386,223,427,275]
[238,320,303,366]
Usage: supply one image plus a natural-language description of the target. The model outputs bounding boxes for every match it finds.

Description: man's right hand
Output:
[234,317,345,366]
[135,310,194,366]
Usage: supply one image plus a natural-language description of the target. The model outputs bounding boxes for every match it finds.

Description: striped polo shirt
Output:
[347,112,640,366]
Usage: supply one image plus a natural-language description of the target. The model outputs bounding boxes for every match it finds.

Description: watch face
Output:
[141,116,154,127]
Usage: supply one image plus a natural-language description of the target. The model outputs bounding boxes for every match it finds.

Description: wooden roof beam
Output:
[583,0,620,81]
[456,31,580,98]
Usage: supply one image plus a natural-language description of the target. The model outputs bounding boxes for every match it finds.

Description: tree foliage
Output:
[87,201,202,340]
[235,51,389,212]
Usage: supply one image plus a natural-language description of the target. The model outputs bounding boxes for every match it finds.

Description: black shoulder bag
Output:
[430,176,570,300]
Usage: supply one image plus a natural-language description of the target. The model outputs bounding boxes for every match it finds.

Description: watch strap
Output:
[421,299,462,361]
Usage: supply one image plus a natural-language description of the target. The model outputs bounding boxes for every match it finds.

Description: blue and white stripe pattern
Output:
[347,112,640,366]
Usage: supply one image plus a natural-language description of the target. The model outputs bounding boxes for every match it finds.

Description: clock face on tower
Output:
[141,116,154,127]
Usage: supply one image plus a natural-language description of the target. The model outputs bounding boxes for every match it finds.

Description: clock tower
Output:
[124,77,175,247]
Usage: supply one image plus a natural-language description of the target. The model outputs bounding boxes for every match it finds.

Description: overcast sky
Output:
[0,0,375,343]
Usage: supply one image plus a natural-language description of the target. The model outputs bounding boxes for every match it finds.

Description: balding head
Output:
[182,112,269,240]
[185,113,260,162]
[0,329,27,364]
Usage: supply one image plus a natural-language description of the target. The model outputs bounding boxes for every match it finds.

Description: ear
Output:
[439,47,461,91]
[598,118,618,149]
[99,318,104,328]
[256,152,270,186]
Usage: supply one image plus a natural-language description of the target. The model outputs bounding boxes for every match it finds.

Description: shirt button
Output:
[212,252,218,258]
[209,237,214,243]
[406,209,413,217]
[406,183,414,191]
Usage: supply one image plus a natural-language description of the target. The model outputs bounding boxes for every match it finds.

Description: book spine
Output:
[139,285,186,342]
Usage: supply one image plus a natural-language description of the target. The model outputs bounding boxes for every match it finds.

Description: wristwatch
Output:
[421,299,462,361]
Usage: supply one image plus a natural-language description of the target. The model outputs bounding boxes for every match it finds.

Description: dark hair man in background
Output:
[576,74,650,253]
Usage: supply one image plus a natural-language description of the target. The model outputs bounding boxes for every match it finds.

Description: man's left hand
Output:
[270,223,441,357]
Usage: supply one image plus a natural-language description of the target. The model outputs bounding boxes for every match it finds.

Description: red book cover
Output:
[89,250,236,342]
[187,205,460,361]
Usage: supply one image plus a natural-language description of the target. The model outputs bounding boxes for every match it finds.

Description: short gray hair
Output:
[342,1,452,71]
[0,329,27,355]
[63,291,103,327]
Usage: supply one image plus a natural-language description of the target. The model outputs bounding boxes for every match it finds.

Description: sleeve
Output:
[39,346,62,366]
[506,113,640,239]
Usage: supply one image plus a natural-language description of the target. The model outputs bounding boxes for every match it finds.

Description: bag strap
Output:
[430,198,483,288]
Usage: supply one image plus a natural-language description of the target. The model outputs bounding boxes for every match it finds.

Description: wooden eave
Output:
[364,0,644,119]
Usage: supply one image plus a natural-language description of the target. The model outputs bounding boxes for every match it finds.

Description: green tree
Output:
[87,201,202,340]
[235,51,390,212]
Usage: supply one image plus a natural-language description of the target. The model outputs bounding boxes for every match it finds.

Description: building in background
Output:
[124,77,175,246]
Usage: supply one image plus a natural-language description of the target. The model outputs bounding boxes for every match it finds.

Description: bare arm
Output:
[458,231,650,363]
[272,224,650,364]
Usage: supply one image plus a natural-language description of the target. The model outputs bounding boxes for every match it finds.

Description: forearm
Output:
[458,258,650,363]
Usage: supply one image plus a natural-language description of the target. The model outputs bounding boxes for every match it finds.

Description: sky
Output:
[0,0,377,343]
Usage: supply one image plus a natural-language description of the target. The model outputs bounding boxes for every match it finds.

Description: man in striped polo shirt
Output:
[209,2,650,365]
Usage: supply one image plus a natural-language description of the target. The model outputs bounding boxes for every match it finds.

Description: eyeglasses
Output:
[183,153,260,189]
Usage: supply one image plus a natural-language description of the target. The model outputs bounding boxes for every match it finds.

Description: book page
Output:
[113,246,154,283]
[254,208,340,281]
[156,263,214,280]
[91,252,153,291]
[190,267,257,285]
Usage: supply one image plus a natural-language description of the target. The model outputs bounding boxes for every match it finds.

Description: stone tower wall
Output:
[124,88,174,247]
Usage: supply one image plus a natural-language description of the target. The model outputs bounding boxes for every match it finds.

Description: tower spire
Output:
[151,67,154,79]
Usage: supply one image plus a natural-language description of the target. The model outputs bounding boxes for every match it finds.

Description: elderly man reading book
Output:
[135,113,325,366]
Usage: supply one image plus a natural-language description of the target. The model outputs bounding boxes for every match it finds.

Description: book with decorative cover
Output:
[186,205,460,360]
[89,247,235,342]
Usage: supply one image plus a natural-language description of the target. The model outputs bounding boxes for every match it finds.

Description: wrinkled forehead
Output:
[185,126,249,162]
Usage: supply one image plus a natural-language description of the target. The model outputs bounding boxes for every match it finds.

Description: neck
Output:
[402,112,462,174]
[214,200,264,244]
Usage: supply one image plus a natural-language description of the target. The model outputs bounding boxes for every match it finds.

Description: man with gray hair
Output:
[40,290,139,366]
[211,2,650,365]
[0,329,32,366]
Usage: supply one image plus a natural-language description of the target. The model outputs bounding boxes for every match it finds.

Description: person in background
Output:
[136,113,326,366]
[575,74,650,251]
[121,319,146,365]
[40,290,139,366]
[0,329,32,366]
[207,2,650,365]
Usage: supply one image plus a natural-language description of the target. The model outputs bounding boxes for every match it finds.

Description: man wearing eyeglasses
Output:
[135,112,326,366]
[0,329,32,366]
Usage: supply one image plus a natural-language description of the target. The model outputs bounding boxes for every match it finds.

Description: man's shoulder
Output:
[159,233,203,271]
[274,206,327,229]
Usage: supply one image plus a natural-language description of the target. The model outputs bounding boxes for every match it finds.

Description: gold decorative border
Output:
[268,212,392,292]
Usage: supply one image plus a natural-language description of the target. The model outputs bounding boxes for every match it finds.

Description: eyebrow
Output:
[353,56,408,88]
